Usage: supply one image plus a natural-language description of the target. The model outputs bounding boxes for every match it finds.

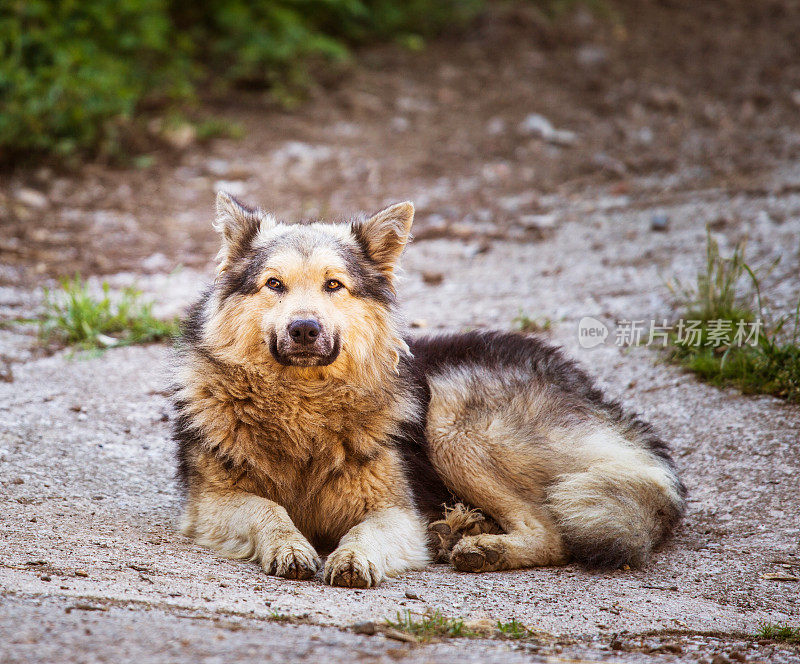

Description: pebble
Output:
[162,123,196,150]
[486,117,506,135]
[576,45,608,68]
[351,621,376,636]
[650,213,669,232]
[15,188,48,209]
[390,117,410,133]
[518,113,577,146]
[421,271,444,286]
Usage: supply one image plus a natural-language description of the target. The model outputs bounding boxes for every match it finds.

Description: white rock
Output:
[162,123,196,150]
[205,159,231,177]
[486,117,506,135]
[15,188,48,209]
[519,113,554,136]
[390,116,410,133]
[518,113,577,146]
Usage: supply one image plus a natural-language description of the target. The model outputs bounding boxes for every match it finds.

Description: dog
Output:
[172,192,686,588]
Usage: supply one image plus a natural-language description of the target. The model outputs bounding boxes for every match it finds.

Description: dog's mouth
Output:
[269,333,341,367]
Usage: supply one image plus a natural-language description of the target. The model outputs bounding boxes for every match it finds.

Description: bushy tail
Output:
[547,461,686,569]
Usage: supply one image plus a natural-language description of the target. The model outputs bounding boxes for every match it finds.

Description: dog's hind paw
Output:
[428,504,502,562]
[324,547,381,588]
[262,540,321,581]
[450,534,507,573]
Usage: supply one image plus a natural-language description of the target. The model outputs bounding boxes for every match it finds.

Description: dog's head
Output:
[200,192,413,375]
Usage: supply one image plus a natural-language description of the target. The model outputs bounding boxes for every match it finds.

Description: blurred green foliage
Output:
[0,0,482,162]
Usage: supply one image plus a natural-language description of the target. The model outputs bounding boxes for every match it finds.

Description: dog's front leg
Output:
[182,490,321,580]
[324,506,429,588]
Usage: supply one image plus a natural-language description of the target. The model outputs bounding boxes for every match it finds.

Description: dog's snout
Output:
[288,319,321,346]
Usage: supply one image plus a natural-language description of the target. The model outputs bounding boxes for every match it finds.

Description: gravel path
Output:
[2,172,799,662]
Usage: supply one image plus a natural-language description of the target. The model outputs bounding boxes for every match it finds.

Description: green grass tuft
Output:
[513,309,552,334]
[665,230,800,402]
[756,622,800,644]
[268,610,292,622]
[40,275,178,350]
[386,609,475,641]
[496,618,534,639]
[195,118,246,142]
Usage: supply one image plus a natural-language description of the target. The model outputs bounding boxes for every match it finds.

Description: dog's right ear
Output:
[213,192,275,273]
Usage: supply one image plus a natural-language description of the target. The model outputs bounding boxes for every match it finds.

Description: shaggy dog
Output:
[172,193,685,588]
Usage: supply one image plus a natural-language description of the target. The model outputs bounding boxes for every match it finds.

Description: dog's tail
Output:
[547,456,685,569]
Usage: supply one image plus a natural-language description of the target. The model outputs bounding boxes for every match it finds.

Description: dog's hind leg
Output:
[424,370,569,571]
[424,424,568,571]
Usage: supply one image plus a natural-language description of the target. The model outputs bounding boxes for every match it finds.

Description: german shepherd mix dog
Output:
[173,192,686,588]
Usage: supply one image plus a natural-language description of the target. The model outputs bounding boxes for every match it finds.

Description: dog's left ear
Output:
[352,201,414,275]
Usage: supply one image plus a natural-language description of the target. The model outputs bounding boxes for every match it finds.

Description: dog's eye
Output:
[265,277,283,291]
[325,279,343,292]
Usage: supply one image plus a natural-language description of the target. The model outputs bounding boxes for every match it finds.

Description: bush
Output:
[0,0,482,162]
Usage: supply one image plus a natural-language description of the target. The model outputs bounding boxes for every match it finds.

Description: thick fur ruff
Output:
[172,194,686,587]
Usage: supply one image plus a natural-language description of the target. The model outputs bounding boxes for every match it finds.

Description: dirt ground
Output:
[1,1,800,662]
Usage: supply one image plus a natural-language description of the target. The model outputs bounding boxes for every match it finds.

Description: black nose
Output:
[288,319,321,346]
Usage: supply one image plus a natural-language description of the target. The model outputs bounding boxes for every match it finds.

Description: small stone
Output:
[75,570,89,578]
[141,253,170,271]
[351,621,377,635]
[576,44,608,67]
[518,113,576,146]
[421,271,444,286]
[486,117,506,135]
[40,575,51,582]
[404,590,421,600]
[15,188,48,209]
[390,117,410,133]
[651,213,669,232]
[610,639,623,650]
[205,159,231,177]
[162,123,196,150]
[519,113,554,137]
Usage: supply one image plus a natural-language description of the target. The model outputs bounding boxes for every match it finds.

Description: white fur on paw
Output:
[262,539,320,580]
[324,547,382,588]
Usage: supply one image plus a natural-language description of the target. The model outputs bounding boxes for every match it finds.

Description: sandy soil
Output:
[1,1,799,662]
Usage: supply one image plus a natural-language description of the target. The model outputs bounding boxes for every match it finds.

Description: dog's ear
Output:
[213,191,275,273]
[351,201,414,275]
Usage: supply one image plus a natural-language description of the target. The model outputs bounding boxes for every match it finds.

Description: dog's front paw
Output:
[324,547,382,588]
[262,539,321,581]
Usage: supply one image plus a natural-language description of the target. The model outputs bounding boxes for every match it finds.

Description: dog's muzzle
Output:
[269,320,340,367]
